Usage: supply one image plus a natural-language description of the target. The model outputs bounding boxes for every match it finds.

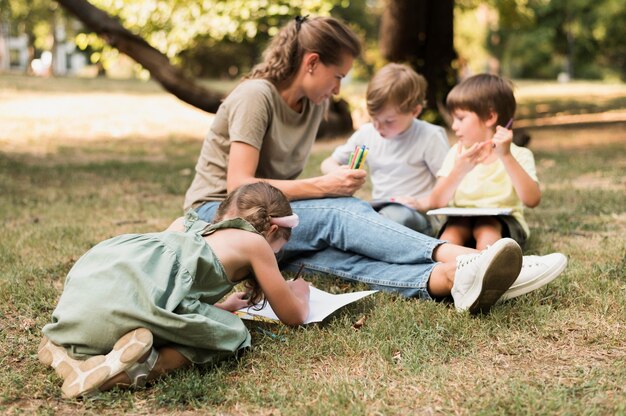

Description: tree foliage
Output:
[460,0,626,80]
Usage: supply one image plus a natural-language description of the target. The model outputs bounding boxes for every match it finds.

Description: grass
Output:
[1,74,625,415]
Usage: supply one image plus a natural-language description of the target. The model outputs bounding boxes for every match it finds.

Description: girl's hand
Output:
[215,291,251,312]
[489,126,513,157]
[319,166,366,196]
[287,278,311,297]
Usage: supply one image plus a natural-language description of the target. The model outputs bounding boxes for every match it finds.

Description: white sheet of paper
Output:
[427,207,513,217]
[236,286,378,324]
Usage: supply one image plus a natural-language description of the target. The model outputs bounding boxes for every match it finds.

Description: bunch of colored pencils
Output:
[348,145,369,169]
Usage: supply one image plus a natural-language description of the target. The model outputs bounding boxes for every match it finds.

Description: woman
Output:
[183,15,565,314]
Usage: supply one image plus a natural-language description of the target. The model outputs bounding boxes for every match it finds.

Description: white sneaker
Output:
[451,238,522,314]
[500,253,568,301]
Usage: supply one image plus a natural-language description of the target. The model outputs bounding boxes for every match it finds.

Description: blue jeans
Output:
[195,197,444,298]
[377,203,435,237]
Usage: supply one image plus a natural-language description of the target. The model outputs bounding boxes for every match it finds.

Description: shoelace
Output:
[456,252,482,269]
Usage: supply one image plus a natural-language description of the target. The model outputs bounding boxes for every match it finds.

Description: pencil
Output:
[492,118,515,148]
[357,148,369,169]
[293,264,305,280]
[353,145,366,169]
[352,146,364,169]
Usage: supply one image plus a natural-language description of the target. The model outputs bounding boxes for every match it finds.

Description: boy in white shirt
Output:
[321,63,449,236]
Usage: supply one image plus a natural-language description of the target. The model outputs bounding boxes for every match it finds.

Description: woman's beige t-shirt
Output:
[184,79,327,210]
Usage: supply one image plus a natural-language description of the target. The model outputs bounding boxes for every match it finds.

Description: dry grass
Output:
[1,74,624,415]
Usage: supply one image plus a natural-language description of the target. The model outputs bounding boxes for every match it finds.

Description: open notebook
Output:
[235,286,377,325]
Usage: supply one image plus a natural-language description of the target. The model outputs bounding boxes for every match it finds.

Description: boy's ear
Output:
[485,111,499,127]
[412,104,423,117]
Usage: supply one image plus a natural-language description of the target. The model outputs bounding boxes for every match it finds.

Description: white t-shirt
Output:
[331,119,450,200]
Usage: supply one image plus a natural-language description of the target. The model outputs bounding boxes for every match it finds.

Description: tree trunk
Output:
[379,0,456,124]
[55,0,223,113]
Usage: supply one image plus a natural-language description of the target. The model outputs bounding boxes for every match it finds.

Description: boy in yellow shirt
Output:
[430,74,540,250]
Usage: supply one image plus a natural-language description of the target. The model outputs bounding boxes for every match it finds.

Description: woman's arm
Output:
[227,141,366,200]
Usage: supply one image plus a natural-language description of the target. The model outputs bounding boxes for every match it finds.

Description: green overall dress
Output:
[42,211,255,364]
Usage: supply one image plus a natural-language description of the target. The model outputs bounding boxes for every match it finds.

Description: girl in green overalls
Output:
[38,182,309,398]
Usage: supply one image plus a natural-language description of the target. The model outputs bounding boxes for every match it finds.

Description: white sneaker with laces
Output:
[499,253,567,301]
[451,238,522,314]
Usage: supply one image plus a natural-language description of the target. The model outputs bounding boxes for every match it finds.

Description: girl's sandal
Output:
[60,328,153,399]
[124,348,159,388]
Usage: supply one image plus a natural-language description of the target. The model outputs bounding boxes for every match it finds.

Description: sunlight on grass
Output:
[0,75,625,415]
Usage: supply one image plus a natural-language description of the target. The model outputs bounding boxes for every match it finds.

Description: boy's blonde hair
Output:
[366,63,427,115]
[446,74,516,127]
[247,16,361,86]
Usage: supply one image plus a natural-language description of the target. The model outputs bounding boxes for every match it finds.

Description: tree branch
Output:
[55,0,223,113]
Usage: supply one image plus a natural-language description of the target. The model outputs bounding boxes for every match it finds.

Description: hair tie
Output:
[270,213,299,228]
[295,15,309,32]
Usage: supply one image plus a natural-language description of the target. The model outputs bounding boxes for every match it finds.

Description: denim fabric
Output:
[194,197,443,298]
[377,203,434,236]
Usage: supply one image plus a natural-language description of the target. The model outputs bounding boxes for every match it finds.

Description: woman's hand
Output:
[215,291,251,312]
[318,166,366,196]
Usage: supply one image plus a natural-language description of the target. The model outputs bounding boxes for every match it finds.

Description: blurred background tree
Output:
[456,0,626,81]
[2,0,624,123]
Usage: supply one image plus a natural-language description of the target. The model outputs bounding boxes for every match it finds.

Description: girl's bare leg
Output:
[99,347,191,391]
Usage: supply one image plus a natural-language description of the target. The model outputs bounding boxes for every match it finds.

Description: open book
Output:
[426,207,513,216]
[235,286,377,325]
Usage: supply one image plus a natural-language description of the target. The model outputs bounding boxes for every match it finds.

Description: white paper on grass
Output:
[426,207,513,217]
[236,286,378,324]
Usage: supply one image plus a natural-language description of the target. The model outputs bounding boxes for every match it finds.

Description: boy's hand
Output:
[319,166,366,196]
[392,196,429,212]
[454,142,491,174]
[490,126,513,157]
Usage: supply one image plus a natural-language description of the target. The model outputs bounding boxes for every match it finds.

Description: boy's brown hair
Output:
[366,63,427,115]
[446,74,516,127]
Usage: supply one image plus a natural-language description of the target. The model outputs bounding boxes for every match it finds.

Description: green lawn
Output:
[0,75,625,415]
